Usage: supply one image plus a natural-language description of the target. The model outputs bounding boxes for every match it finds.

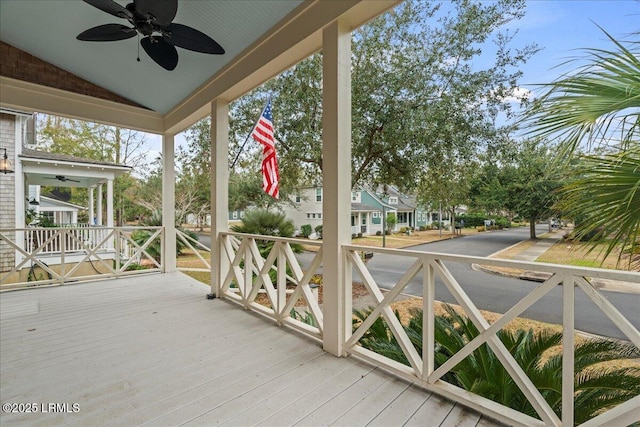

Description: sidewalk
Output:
[485,229,640,295]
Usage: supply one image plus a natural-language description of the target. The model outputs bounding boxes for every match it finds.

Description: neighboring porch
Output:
[0,273,494,427]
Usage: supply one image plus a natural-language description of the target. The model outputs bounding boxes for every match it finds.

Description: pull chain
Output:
[137,33,140,62]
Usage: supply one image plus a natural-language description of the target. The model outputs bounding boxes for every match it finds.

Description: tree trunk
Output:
[450,207,456,235]
[529,217,537,239]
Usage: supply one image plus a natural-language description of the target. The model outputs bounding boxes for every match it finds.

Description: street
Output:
[198,226,639,339]
[358,225,639,340]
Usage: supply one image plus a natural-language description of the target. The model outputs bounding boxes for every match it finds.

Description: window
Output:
[307,213,312,219]
[315,187,322,202]
[397,212,408,223]
[372,212,378,218]
[295,193,301,203]
[389,196,398,205]
[318,213,322,219]
[240,211,245,218]
[232,211,238,219]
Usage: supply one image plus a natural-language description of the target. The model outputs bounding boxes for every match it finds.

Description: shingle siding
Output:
[0,41,146,109]
[0,113,16,272]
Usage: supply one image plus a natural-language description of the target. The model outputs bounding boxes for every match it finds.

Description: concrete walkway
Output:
[512,229,564,261]
[497,229,640,295]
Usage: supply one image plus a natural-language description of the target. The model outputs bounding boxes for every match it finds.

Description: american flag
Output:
[251,99,280,199]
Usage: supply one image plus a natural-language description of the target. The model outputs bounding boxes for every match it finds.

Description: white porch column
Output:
[210,98,229,298]
[106,179,114,227]
[96,183,103,226]
[322,19,352,356]
[163,133,177,273]
[88,186,94,225]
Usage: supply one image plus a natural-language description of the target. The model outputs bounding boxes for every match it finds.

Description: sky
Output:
[509,0,638,92]
[148,0,639,156]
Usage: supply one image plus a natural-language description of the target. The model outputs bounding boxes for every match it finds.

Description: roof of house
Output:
[350,202,379,212]
[374,185,417,211]
[20,148,132,170]
[39,195,86,210]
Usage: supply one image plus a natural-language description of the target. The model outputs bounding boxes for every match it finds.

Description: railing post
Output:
[277,243,286,316]
[59,229,65,285]
[115,227,121,275]
[562,274,575,426]
[423,258,435,380]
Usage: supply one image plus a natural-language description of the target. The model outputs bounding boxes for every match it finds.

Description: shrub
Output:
[376,230,382,236]
[357,232,363,238]
[301,224,312,238]
[315,224,323,238]
[231,209,301,284]
[385,213,397,234]
[354,305,640,424]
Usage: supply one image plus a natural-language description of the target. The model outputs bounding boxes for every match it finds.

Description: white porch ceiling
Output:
[0,0,301,114]
[0,0,401,135]
[0,0,303,114]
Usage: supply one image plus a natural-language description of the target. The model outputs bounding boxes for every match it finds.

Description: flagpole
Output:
[230,98,270,170]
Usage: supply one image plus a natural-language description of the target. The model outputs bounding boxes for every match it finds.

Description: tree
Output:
[525,29,640,264]
[223,0,537,196]
[177,119,211,227]
[133,156,200,225]
[470,139,563,239]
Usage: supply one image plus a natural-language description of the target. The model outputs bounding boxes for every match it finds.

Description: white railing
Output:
[219,232,324,340]
[344,244,640,427]
[0,226,164,289]
[176,229,211,273]
[25,227,111,254]
[214,234,639,426]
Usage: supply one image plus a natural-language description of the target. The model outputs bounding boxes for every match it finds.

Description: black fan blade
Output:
[82,0,132,20]
[77,24,136,41]
[164,23,225,54]
[141,36,178,70]
[135,0,177,26]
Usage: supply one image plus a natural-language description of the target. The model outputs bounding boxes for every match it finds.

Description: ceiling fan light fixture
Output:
[78,0,224,71]
[1,148,15,174]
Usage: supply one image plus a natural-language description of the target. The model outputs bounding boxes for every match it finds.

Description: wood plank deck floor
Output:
[1,273,501,427]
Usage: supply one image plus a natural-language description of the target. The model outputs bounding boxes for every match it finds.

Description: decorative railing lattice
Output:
[220,232,324,339]
[176,229,211,273]
[344,244,640,427]
[0,226,164,288]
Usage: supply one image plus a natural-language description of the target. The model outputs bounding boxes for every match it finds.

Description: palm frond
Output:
[525,28,640,156]
[558,146,640,266]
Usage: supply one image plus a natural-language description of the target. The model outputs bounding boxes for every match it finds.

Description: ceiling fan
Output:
[77,0,225,71]
[45,175,81,183]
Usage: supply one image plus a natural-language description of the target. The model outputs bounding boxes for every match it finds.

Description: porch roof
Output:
[0,273,496,426]
[38,195,87,211]
[0,0,400,135]
[20,148,131,188]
